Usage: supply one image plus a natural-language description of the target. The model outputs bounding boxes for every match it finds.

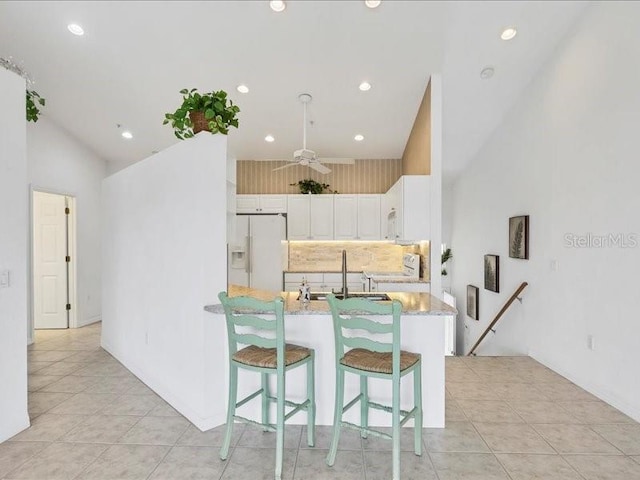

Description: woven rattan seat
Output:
[233,343,311,368]
[340,348,419,374]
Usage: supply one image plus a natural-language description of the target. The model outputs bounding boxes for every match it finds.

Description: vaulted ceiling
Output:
[0,1,587,178]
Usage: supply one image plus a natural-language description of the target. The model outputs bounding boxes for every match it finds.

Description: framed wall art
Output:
[466,285,479,320]
[484,254,500,293]
[509,215,529,259]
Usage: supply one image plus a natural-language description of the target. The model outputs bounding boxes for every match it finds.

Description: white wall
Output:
[27,118,107,332]
[0,68,30,442]
[450,2,640,421]
[101,133,228,430]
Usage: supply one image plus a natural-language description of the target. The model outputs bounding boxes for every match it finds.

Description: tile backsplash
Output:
[288,241,430,280]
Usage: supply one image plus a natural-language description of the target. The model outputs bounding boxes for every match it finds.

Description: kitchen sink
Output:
[298,292,392,302]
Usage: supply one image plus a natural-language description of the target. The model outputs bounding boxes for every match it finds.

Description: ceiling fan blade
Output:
[308,162,331,174]
[272,163,299,172]
[316,158,355,164]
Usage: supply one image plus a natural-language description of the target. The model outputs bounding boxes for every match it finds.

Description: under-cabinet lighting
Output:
[365,1,382,8]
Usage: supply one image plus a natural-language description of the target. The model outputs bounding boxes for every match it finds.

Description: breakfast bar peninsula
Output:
[204,285,456,428]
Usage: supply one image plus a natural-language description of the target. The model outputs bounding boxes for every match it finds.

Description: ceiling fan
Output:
[272,93,354,174]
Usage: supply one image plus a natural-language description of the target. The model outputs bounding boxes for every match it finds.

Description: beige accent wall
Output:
[288,241,430,280]
[237,159,401,194]
[401,80,431,175]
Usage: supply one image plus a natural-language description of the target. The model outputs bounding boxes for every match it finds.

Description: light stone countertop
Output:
[205,284,456,316]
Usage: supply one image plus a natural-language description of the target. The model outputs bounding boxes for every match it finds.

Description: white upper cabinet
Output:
[237,194,287,213]
[357,195,381,240]
[334,194,381,240]
[287,195,334,240]
[383,176,430,242]
[333,195,358,239]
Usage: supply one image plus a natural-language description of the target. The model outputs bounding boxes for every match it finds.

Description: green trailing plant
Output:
[441,247,452,276]
[26,89,45,122]
[290,179,333,194]
[163,88,240,139]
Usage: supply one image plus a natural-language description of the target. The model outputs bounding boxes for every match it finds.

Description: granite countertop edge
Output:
[205,286,456,316]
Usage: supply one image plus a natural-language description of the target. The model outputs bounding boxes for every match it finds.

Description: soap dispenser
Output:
[299,276,311,303]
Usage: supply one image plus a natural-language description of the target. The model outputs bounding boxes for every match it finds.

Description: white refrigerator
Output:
[228,214,287,292]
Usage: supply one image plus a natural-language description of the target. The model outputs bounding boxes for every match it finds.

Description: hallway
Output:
[1,323,639,479]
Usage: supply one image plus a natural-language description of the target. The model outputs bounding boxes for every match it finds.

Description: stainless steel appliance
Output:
[227,214,286,291]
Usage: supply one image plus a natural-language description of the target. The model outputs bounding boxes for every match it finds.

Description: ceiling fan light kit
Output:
[272,93,354,174]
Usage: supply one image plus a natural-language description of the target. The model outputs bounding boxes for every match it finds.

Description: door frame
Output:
[28,186,78,343]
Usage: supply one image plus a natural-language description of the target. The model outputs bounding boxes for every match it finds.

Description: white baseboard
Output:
[531,352,640,423]
[77,315,101,328]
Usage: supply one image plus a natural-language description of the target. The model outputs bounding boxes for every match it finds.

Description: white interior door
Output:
[33,191,68,329]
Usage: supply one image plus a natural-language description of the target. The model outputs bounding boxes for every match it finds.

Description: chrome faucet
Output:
[341,249,348,299]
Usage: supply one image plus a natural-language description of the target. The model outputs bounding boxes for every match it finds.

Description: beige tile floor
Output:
[2,323,640,479]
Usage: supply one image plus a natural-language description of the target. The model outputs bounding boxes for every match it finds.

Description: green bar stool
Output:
[325,293,422,480]
[218,292,316,480]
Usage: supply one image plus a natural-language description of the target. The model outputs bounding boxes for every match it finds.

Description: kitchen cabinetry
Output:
[237,194,287,213]
[334,195,381,240]
[384,176,430,242]
[287,195,334,240]
[284,272,364,293]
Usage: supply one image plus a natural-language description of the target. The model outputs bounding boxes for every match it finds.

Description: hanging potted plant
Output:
[26,89,45,122]
[163,88,240,140]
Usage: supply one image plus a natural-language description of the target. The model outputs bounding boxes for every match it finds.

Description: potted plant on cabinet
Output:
[163,88,240,139]
[290,179,334,194]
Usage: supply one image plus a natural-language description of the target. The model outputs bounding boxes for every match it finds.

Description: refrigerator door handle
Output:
[247,236,253,274]
[245,236,251,274]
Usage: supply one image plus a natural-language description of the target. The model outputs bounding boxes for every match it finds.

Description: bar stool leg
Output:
[307,353,316,447]
[275,371,285,480]
[261,373,270,432]
[414,362,423,456]
[220,364,238,461]
[360,375,369,439]
[326,368,345,466]
[392,375,401,480]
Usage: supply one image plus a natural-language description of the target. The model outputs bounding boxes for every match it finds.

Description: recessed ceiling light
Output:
[67,23,84,36]
[365,0,382,8]
[265,135,275,142]
[480,66,495,79]
[270,1,286,12]
[359,82,372,92]
[354,134,364,142]
[236,84,249,94]
[121,131,133,139]
[501,27,517,41]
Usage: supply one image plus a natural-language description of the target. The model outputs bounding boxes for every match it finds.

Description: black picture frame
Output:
[466,285,479,320]
[509,215,529,259]
[484,254,500,293]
